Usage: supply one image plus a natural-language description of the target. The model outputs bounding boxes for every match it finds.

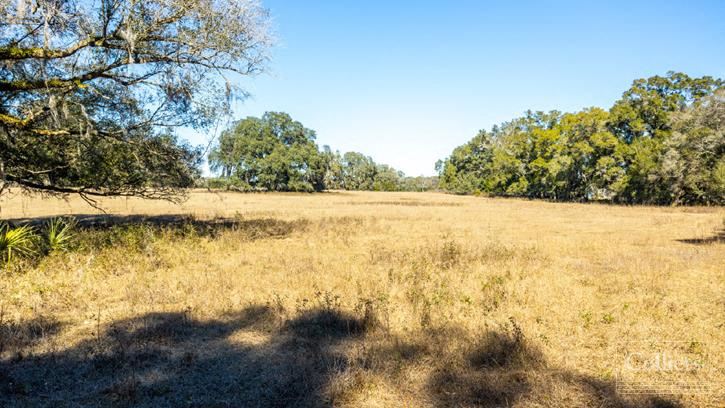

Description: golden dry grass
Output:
[0,190,723,407]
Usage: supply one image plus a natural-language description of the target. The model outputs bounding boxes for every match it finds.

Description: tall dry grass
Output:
[0,190,723,406]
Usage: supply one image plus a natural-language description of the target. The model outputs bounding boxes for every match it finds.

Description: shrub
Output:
[0,223,37,264]
[45,217,77,253]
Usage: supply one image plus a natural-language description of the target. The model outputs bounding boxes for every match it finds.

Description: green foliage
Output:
[438,72,724,205]
[209,112,327,192]
[398,175,439,192]
[0,223,37,264]
[45,218,76,253]
[608,72,722,142]
[0,217,79,265]
[200,177,252,191]
[654,90,725,204]
[210,113,438,192]
[323,150,438,192]
[341,152,378,190]
[2,121,202,201]
[0,0,269,201]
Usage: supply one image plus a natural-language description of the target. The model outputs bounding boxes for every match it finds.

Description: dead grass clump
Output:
[480,274,508,312]
[367,242,407,266]
[317,216,365,229]
[437,237,462,270]
[468,318,544,369]
[233,217,310,241]
[414,237,540,273]
[315,216,367,245]
[476,241,517,263]
[368,236,535,276]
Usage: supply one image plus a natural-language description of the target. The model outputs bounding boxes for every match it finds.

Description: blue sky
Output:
[189,0,725,176]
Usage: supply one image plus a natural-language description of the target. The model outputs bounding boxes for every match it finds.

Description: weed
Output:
[438,236,462,270]
[481,274,507,312]
[580,311,593,328]
[419,300,432,329]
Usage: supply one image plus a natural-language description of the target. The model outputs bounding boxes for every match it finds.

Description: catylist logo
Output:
[615,341,718,396]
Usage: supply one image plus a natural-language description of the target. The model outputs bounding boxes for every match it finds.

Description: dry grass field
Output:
[0,189,723,407]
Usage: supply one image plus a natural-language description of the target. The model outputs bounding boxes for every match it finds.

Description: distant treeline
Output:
[205,112,438,192]
[437,72,724,205]
[205,72,723,203]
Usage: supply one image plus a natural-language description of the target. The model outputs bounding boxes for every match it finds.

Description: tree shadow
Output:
[367,323,683,408]
[0,316,63,357]
[676,227,725,245]
[426,328,682,407]
[1,309,686,407]
[0,306,368,407]
[5,214,307,240]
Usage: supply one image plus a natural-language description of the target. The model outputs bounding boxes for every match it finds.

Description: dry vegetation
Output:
[0,190,723,407]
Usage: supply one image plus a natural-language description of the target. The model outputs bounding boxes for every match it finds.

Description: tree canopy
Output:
[0,0,272,203]
[437,72,724,205]
[321,149,435,192]
[208,112,437,192]
[208,112,327,192]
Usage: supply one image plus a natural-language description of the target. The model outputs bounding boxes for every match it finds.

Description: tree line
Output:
[1,1,721,207]
[436,72,724,205]
[207,112,438,192]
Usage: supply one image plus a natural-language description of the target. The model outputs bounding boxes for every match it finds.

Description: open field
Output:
[0,190,723,407]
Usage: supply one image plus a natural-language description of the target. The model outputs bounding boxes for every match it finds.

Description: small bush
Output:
[481,274,507,312]
[438,237,462,270]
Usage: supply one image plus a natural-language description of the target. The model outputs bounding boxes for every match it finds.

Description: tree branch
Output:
[0,35,109,60]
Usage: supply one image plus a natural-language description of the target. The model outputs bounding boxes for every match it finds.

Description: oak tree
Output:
[0,0,272,203]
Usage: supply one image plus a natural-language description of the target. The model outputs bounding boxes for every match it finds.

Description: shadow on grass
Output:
[0,316,63,356]
[425,329,681,408]
[6,214,307,239]
[0,306,368,407]
[676,227,725,245]
[1,308,684,407]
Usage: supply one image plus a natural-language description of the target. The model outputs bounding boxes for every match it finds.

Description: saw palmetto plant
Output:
[45,218,77,253]
[0,222,37,264]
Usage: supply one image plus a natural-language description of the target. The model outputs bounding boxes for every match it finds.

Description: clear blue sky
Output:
[188,0,725,176]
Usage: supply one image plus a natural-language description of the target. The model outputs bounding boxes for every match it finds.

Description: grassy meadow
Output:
[0,190,723,407]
